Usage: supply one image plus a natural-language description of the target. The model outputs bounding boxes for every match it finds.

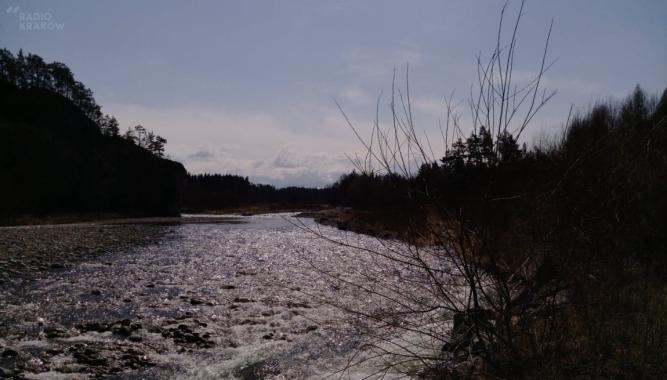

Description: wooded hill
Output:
[0,50,186,220]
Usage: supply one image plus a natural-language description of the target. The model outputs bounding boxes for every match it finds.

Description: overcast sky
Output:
[2,0,666,187]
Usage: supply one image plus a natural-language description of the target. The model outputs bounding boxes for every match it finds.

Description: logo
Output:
[4,4,65,32]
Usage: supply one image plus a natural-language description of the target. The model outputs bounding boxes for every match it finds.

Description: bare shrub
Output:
[291,1,569,378]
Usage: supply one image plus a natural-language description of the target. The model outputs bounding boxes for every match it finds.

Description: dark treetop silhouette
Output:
[1,41,666,377]
[0,49,185,220]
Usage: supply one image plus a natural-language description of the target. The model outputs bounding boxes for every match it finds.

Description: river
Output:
[0,214,444,379]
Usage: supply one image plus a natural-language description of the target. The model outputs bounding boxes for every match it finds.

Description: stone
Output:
[0,368,15,378]
[44,327,67,338]
[73,349,107,366]
[2,349,18,358]
[78,322,109,332]
[112,325,132,337]
[47,348,64,355]
[286,301,311,308]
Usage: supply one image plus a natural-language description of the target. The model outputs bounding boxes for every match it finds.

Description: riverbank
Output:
[0,216,248,285]
[0,213,127,227]
[183,203,327,216]
[0,204,324,226]
[0,206,425,286]
[1,205,427,243]
[297,207,441,246]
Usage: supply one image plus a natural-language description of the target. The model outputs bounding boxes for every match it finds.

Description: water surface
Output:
[0,214,424,379]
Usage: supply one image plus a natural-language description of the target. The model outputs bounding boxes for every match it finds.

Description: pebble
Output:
[190,298,204,305]
[2,349,18,358]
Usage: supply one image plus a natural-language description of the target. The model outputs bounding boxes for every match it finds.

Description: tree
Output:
[0,49,17,83]
[621,85,649,128]
[441,138,467,172]
[478,126,495,165]
[123,127,138,145]
[0,49,118,136]
[100,115,120,137]
[134,125,148,148]
[48,62,75,98]
[466,129,483,166]
[319,0,561,377]
[15,49,28,88]
[147,133,167,157]
[26,54,47,89]
[1,48,171,171]
[496,131,521,163]
[123,125,167,157]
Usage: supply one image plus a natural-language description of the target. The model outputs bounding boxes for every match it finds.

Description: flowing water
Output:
[0,214,440,379]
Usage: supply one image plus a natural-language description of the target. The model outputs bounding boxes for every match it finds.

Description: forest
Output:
[324,85,667,377]
[0,50,185,220]
[0,49,167,155]
[1,46,665,377]
[183,173,328,211]
[180,82,667,378]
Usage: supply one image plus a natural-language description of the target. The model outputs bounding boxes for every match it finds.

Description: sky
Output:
[2,0,666,187]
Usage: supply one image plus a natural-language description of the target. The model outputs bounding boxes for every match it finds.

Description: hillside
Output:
[0,80,186,221]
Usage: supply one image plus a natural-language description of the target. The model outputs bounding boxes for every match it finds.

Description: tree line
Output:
[324,85,667,378]
[183,173,327,211]
[0,49,166,157]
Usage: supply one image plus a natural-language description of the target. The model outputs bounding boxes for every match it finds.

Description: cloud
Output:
[413,96,444,115]
[272,147,304,169]
[262,147,350,187]
[339,86,375,105]
[103,103,360,187]
[186,150,215,161]
[342,44,422,80]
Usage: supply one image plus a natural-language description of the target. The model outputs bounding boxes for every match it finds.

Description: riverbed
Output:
[0,214,447,379]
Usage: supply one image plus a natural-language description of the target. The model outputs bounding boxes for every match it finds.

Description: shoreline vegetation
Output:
[2,3,667,376]
[0,50,186,221]
[0,207,416,248]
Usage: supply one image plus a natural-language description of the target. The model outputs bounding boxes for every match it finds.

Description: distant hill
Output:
[0,80,186,220]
